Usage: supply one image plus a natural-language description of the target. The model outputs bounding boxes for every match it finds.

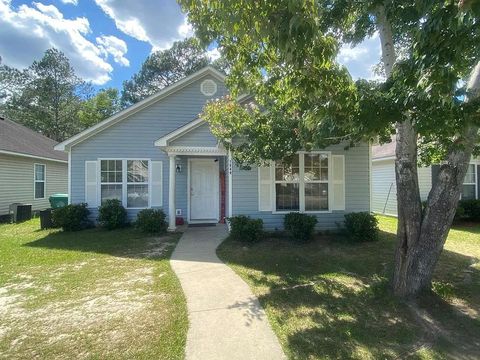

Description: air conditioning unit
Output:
[9,203,32,223]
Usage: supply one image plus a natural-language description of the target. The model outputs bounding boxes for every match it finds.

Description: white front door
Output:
[189,159,219,222]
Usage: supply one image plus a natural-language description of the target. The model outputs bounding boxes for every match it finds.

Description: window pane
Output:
[304,154,320,181]
[101,184,122,203]
[305,183,328,211]
[464,164,475,184]
[35,164,45,181]
[100,160,122,183]
[275,183,299,211]
[320,168,328,181]
[462,184,476,200]
[127,184,148,208]
[35,181,45,199]
[275,156,299,182]
[127,160,148,182]
[320,154,328,167]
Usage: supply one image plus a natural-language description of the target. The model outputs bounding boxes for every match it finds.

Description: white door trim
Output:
[187,158,220,223]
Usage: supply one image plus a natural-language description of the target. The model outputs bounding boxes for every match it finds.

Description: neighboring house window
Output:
[34,164,46,199]
[100,160,123,203]
[274,153,329,212]
[462,163,476,200]
[100,159,149,208]
[127,160,149,208]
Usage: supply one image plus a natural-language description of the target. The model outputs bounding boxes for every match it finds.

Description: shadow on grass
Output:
[218,230,480,359]
[24,226,180,261]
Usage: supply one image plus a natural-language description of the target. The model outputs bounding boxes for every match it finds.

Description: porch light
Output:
[176,160,182,173]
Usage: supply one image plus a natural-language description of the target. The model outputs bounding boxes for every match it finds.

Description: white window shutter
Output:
[332,155,345,210]
[151,161,163,206]
[85,161,98,208]
[258,164,272,211]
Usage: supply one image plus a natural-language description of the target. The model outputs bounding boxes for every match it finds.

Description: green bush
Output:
[459,199,480,221]
[454,202,466,221]
[52,203,91,231]
[227,215,264,243]
[98,199,128,230]
[135,209,168,233]
[344,212,379,242]
[284,213,318,242]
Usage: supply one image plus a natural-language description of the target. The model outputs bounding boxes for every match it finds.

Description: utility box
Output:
[9,203,32,223]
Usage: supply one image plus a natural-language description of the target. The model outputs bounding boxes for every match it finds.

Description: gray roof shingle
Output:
[372,137,396,160]
[0,117,67,161]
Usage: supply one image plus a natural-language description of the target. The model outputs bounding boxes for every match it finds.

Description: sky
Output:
[0,0,382,92]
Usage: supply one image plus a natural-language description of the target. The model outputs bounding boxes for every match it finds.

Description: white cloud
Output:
[0,0,128,85]
[206,47,221,61]
[94,0,189,50]
[337,33,383,80]
[96,35,129,66]
[60,0,78,5]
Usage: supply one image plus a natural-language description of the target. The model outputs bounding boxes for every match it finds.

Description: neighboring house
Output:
[0,117,68,216]
[55,66,371,231]
[372,139,480,216]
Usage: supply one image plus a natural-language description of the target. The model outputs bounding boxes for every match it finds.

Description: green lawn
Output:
[0,219,187,359]
[217,216,480,359]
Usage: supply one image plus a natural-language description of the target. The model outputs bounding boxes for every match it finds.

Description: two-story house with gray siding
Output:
[55,66,371,231]
[0,117,68,217]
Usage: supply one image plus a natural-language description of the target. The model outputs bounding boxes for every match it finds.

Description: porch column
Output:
[168,154,176,231]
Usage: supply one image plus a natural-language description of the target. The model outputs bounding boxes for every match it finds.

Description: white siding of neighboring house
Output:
[418,166,432,201]
[372,158,398,216]
[0,153,68,215]
[372,159,437,216]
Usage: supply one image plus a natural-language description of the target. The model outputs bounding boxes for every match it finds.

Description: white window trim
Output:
[98,158,152,209]
[462,163,477,200]
[34,163,46,200]
[272,151,332,214]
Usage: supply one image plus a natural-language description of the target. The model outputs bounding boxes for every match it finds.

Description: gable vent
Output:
[200,79,217,96]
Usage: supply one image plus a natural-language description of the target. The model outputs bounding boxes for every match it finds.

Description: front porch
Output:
[154,119,231,231]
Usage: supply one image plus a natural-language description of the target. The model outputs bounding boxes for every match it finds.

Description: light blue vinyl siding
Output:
[171,123,218,147]
[232,142,371,230]
[70,74,227,221]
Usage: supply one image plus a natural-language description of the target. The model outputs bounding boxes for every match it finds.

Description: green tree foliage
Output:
[180,0,480,297]
[121,37,210,106]
[180,0,479,163]
[1,48,89,141]
[0,58,27,103]
[78,88,121,128]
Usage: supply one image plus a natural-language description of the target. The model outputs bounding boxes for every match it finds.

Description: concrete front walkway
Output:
[170,225,286,360]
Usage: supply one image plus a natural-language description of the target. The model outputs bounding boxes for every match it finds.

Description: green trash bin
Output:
[49,194,69,209]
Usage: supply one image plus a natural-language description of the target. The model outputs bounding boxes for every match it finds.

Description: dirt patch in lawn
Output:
[0,262,167,358]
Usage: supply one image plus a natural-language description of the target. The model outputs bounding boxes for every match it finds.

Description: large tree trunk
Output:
[376,4,480,298]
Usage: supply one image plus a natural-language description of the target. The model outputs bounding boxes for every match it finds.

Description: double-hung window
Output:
[274,153,330,212]
[100,159,149,208]
[34,164,46,199]
[275,156,300,211]
[100,160,123,203]
[304,153,329,211]
[462,164,476,200]
[127,160,149,208]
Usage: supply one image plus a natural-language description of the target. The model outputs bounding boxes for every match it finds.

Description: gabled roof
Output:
[155,117,205,147]
[55,66,226,151]
[0,117,67,162]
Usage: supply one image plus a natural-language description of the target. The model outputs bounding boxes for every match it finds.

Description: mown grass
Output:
[217,216,480,359]
[0,219,187,359]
